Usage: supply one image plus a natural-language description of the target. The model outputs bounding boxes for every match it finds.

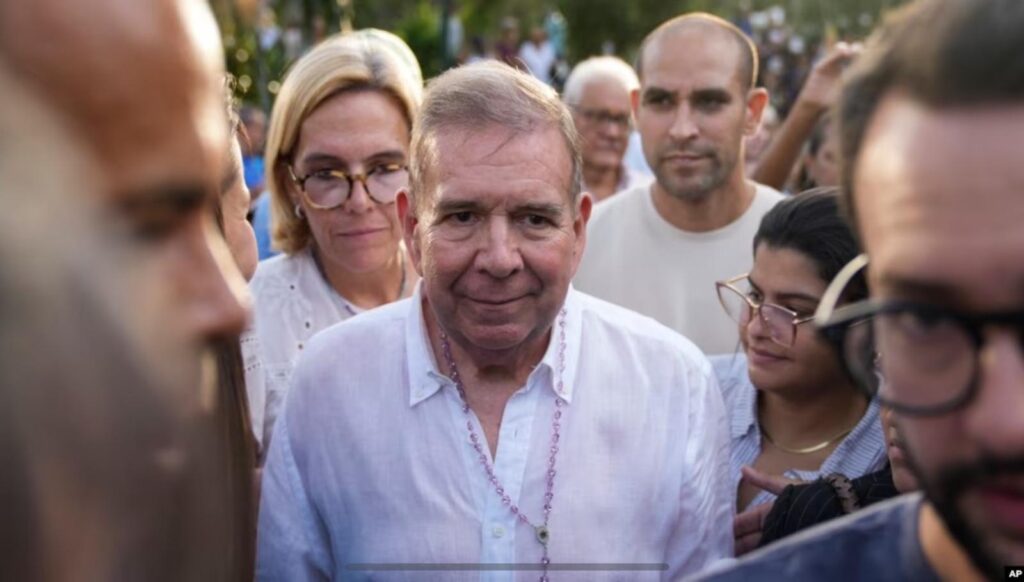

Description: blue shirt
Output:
[711,354,887,510]
[686,493,940,582]
[252,193,278,261]
[244,154,265,190]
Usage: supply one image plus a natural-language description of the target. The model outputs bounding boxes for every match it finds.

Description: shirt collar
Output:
[404,283,582,408]
[730,362,759,440]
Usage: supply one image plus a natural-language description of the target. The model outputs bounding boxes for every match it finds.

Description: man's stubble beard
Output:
[904,439,1024,581]
[654,152,731,204]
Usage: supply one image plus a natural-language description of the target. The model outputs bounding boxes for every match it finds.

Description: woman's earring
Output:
[294,204,305,219]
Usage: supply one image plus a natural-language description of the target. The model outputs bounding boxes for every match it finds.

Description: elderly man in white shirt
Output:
[257,62,733,581]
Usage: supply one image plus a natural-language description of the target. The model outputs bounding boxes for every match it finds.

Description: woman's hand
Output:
[733,466,805,556]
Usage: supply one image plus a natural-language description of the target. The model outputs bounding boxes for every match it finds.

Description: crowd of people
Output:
[2,0,1023,580]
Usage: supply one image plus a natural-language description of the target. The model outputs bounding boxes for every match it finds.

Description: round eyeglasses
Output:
[815,253,1024,417]
[287,163,408,210]
[716,274,816,348]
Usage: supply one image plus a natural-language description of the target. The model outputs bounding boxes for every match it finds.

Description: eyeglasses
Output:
[815,253,1024,417]
[570,106,633,131]
[716,274,816,348]
[287,163,408,210]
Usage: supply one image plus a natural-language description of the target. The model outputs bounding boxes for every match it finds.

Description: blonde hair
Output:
[410,61,581,212]
[264,29,423,255]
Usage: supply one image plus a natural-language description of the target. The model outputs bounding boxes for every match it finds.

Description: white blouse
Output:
[248,247,360,456]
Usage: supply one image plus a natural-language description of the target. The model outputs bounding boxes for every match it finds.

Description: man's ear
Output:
[570,192,593,275]
[744,88,770,137]
[395,188,423,275]
[630,87,641,117]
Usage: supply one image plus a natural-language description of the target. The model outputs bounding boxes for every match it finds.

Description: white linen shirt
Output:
[710,354,887,511]
[249,247,361,456]
[256,285,734,581]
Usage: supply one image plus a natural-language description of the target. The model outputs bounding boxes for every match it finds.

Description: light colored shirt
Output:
[623,131,653,177]
[574,183,784,356]
[710,354,887,511]
[257,285,734,581]
[519,40,557,85]
[583,165,652,201]
[248,246,361,456]
[240,326,267,455]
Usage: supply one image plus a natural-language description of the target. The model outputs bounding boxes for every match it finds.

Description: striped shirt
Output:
[710,354,887,511]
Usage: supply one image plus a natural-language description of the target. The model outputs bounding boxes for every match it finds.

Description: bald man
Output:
[0,0,248,349]
[575,13,783,355]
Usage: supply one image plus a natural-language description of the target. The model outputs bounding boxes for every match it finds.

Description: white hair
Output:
[562,56,640,105]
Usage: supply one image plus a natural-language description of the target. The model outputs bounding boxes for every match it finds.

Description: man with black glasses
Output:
[691,0,1024,580]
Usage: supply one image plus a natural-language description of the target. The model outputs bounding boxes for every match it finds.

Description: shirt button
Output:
[491,525,505,538]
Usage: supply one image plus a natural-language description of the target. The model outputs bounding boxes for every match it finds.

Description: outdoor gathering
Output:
[1,0,1022,580]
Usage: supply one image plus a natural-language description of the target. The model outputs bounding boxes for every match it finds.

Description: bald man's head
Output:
[636,13,758,91]
[0,0,228,202]
[0,0,247,346]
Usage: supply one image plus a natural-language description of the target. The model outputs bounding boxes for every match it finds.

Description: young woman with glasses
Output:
[710,188,888,551]
[249,30,423,459]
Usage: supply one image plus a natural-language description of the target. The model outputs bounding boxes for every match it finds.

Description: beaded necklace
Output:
[439,308,568,582]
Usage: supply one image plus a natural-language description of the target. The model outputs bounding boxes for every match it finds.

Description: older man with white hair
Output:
[563,56,650,201]
[256,61,733,581]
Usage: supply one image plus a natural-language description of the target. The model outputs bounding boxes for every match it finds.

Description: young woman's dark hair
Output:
[753,187,867,301]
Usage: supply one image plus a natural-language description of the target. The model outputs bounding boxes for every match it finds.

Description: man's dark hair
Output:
[635,13,759,92]
[754,187,866,302]
[839,0,1024,228]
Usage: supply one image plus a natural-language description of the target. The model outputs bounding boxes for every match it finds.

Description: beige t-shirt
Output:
[574,182,784,356]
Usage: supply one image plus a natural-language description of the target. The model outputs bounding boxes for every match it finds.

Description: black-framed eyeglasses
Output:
[716,274,816,348]
[815,253,1024,417]
[569,105,633,131]
[287,163,408,210]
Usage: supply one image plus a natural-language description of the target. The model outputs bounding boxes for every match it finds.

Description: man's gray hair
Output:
[562,56,640,105]
[410,61,582,211]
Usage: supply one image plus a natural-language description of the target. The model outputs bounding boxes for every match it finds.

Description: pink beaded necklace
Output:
[439,308,568,582]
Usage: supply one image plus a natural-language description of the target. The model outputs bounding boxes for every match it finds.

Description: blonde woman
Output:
[250,30,422,455]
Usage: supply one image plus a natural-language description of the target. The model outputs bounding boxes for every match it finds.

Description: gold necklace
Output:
[760,424,856,455]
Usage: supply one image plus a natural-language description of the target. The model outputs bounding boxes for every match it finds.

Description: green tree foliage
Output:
[215,0,906,108]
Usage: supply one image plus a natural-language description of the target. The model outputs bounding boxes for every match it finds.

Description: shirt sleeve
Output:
[664,359,735,579]
[256,396,332,581]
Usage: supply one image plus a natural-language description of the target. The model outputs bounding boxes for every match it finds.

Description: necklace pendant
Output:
[535,525,550,546]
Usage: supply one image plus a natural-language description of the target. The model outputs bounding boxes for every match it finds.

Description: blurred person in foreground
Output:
[574,13,783,356]
[0,61,239,582]
[257,61,733,581]
[692,0,1024,580]
[712,190,885,555]
[0,0,249,348]
[562,56,650,202]
[0,0,254,577]
[249,30,422,455]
